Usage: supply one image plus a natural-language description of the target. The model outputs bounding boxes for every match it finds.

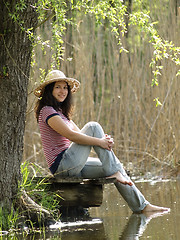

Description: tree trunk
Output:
[0,0,38,211]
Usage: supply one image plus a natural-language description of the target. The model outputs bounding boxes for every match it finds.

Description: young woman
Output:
[34,70,170,213]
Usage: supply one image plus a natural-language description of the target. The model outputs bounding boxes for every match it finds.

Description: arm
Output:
[47,115,113,150]
[70,120,81,132]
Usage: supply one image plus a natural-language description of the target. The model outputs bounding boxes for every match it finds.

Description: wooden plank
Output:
[51,176,117,185]
[33,176,117,184]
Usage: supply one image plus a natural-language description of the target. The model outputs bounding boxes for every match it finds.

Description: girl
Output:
[34,70,169,213]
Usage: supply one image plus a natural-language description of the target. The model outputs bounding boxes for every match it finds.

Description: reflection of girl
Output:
[34,70,170,213]
[119,211,169,239]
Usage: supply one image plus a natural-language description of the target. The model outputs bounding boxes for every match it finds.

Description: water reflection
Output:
[1,180,179,239]
[119,211,170,239]
[56,211,170,240]
[27,210,170,240]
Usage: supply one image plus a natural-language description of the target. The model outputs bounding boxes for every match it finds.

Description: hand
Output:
[99,134,114,151]
[105,134,114,150]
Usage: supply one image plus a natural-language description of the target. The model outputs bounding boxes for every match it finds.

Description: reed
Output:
[24,0,180,177]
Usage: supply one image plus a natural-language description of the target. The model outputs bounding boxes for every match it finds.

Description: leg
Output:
[114,170,170,213]
[57,121,168,213]
[81,122,132,184]
[81,158,149,212]
[57,121,125,178]
[81,157,107,178]
[79,122,156,212]
[81,122,129,176]
[81,159,169,213]
[56,142,92,177]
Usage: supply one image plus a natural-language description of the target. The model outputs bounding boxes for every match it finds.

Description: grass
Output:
[0,162,62,233]
[20,161,62,220]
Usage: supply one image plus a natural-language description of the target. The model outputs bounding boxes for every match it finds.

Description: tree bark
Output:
[0,0,38,211]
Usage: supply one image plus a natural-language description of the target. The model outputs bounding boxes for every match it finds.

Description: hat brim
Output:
[34,77,80,97]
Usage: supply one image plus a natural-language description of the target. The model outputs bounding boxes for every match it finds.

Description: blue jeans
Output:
[57,122,149,212]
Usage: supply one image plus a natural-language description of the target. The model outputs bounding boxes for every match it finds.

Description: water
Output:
[89,179,180,240]
[1,179,179,239]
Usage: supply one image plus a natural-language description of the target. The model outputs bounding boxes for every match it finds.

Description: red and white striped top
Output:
[38,106,73,168]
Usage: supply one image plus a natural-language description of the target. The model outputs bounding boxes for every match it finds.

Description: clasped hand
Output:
[100,134,114,151]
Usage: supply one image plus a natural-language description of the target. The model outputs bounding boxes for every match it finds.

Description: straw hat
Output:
[34,70,80,97]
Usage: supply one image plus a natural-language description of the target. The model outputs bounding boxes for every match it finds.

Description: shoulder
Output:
[41,106,57,115]
[40,106,60,123]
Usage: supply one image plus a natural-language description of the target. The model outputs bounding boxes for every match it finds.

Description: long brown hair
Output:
[35,82,73,121]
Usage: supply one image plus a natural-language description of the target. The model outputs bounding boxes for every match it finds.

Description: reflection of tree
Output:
[119,211,169,240]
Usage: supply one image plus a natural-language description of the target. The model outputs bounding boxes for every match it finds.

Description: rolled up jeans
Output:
[56,121,149,212]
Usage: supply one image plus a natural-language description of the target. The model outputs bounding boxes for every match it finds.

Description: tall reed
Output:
[24,0,180,177]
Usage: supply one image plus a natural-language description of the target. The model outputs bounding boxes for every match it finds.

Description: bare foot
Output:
[107,171,133,186]
[142,209,170,220]
[142,204,170,213]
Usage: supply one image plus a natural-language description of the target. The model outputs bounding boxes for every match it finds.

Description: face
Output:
[52,81,69,102]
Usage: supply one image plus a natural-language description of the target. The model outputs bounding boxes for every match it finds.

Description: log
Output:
[33,177,117,207]
[51,182,102,207]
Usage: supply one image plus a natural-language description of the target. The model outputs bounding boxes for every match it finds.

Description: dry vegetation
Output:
[24,1,180,178]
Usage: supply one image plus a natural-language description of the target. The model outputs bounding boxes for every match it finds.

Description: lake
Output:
[1,179,179,239]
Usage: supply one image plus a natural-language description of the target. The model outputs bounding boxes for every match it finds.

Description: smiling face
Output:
[52,81,69,103]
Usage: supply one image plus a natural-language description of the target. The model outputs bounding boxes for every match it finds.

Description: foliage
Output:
[29,0,180,107]
[20,161,62,219]
[0,162,61,231]
[128,2,180,102]
[6,0,179,99]
[7,0,27,31]
[0,206,19,231]
[31,0,128,68]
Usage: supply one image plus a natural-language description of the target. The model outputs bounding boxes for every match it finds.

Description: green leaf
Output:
[176,70,180,77]
[153,97,162,107]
